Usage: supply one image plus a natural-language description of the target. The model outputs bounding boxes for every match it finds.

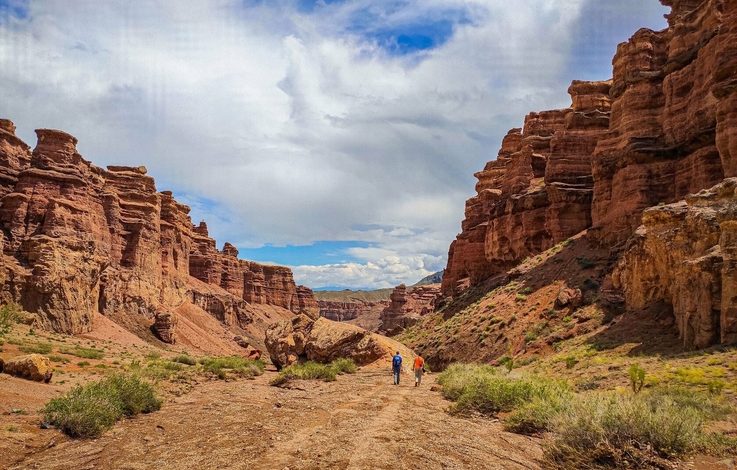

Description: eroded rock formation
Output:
[613,179,737,348]
[0,122,317,348]
[442,0,737,349]
[442,80,612,295]
[380,284,441,335]
[265,315,414,369]
[590,1,734,245]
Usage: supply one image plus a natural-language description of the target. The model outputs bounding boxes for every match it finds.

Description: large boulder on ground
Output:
[2,354,53,382]
[265,315,414,369]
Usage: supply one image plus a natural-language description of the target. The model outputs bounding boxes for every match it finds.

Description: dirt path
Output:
[8,370,542,470]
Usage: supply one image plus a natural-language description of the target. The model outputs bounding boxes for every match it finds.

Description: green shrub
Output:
[330,358,358,374]
[544,387,733,468]
[172,354,197,366]
[505,392,571,435]
[271,359,356,386]
[628,363,645,393]
[77,361,90,367]
[0,303,20,338]
[564,356,578,369]
[43,374,161,438]
[19,342,53,354]
[437,363,570,416]
[200,356,264,380]
[60,346,105,360]
[48,354,70,364]
[497,356,514,372]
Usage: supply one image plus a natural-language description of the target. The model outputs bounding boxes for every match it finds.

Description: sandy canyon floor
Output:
[4,369,541,470]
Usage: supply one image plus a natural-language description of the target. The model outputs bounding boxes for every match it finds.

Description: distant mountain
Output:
[412,271,443,286]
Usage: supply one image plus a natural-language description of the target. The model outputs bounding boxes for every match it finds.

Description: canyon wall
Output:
[442,0,737,348]
[379,284,441,336]
[442,80,612,295]
[0,124,317,346]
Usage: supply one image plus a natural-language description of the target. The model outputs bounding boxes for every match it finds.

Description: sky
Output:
[0,0,669,289]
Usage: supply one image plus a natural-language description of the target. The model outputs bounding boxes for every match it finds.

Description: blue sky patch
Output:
[345,4,472,55]
[237,240,372,266]
[0,0,28,20]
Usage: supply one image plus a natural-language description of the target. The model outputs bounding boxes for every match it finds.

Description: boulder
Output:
[234,336,262,360]
[555,287,582,309]
[2,354,53,382]
[265,315,413,369]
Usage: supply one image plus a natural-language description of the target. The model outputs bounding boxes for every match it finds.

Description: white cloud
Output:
[0,0,666,288]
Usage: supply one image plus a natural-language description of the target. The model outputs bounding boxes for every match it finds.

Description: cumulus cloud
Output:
[0,0,668,288]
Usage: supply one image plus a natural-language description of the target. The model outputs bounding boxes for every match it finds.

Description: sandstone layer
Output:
[379,284,441,336]
[441,0,737,349]
[0,123,317,350]
[613,178,737,348]
[442,80,612,295]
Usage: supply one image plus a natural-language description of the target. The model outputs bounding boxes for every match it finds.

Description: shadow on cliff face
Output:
[584,303,687,357]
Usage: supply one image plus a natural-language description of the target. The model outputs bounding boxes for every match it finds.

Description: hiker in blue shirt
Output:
[392,351,402,385]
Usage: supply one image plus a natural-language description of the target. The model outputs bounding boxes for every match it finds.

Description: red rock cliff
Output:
[442,80,612,295]
[380,284,441,336]
[442,0,737,349]
[0,123,318,342]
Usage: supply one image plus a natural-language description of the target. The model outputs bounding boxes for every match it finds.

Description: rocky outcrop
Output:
[0,119,31,199]
[442,80,612,295]
[380,284,441,335]
[265,315,414,369]
[319,300,389,322]
[613,178,737,348]
[591,0,735,245]
[189,222,318,318]
[153,311,178,344]
[234,336,262,359]
[1,354,53,382]
[0,121,318,347]
[441,0,737,349]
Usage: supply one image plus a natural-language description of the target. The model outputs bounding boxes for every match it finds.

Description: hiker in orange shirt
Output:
[413,355,425,387]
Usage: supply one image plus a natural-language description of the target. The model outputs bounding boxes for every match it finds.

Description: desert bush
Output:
[628,363,645,393]
[44,374,161,438]
[330,358,358,374]
[544,386,733,468]
[172,354,197,366]
[48,354,70,364]
[60,346,105,359]
[437,363,570,416]
[505,392,572,434]
[270,358,357,386]
[19,341,53,354]
[0,303,20,338]
[200,356,264,380]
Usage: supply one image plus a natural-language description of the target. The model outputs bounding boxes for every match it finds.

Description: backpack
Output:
[392,355,402,368]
